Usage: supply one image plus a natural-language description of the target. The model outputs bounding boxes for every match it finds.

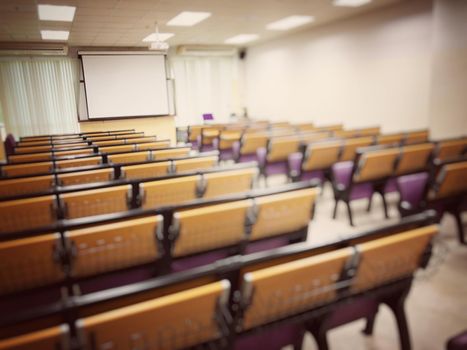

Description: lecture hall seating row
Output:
[0,211,438,350]
[0,164,259,234]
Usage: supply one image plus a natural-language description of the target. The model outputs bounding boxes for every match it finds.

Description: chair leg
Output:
[381,192,390,219]
[367,194,373,212]
[346,201,355,227]
[454,211,466,245]
[310,328,329,350]
[362,312,377,336]
[385,296,412,350]
[332,200,339,219]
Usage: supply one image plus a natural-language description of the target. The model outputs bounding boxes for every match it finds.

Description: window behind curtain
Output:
[170,55,241,126]
[0,57,80,137]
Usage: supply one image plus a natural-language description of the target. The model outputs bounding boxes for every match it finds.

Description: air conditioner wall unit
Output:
[0,43,68,56]
[176,45,237,57]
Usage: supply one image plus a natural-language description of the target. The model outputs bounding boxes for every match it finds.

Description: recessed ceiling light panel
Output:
[38,4,76,22]
[266,15,314,31]
[167,11,211,26]
[225,34,259,45]
[333,0,372,7]
[41,30,70,41]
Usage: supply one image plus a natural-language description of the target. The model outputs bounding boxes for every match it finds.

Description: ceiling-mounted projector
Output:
[149,41,169,51]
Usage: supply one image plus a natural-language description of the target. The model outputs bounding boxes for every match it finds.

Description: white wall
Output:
[429,0,467,139]
[245,0,433,133]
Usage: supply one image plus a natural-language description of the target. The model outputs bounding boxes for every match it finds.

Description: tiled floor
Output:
[266,176,467,350]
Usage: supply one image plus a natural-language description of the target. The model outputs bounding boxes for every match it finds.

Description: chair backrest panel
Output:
[0,325,69,350]
[136,141,171,151]
[61,185,131,219]
[0,175,54,198]
[377,133,404,146]
[54,149,94,158]
[432,161,467,199]
[58,169,114,187]
[302,142,342,171]
[0,233,63,295]
[250,188,318,241]
[171,200,250,257]
[67,216,162,278]
[1,161,53,177]
[267,137,301,162]
[141,176,198,209]
[339,137,374,162]
[100,145,136,154]
[9,152,52,163]
[354,148,399,182]
[152,148,191,160]
[121,162,170,180]
[77,281,230,350]
[240,134,269,155]
[352,225,437,292]
[55,157,102,170]
[15,145,53,153]
[174,157,218,173]
[240,248,352,330]
[436,139,467,162]
[203,168,256,199]
[396,143,434,175]
[405,130,429,145]
[0,195,56,234]
[108,151,150,165]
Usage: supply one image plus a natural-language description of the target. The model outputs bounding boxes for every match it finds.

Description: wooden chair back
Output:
[0,233,63,295]
[108,151,150,164]
[61,185,131,219]
[431,161,467,199]
[121,162,170,180]
[203,168,256,199]
[9,152,52,164]
[0,175,54,198]
[240,248,352,330]
[152,148,191,160]
[141,176,199,209]
[171,200,250,257]
[395,143,434,175]
[1,161,53,177]
[352,225,437,292]
[0,196,57,234]
[405,130,429,145]
[100,145,136,154]
[302,141,342,171]
[354,148,399,182]
[58,169,114,187]
[174,156,218,173]
[55,157,102,170]
[66,216,162,278]
[240,133,269,155]
[339,137,374,162]
[267,136,301,162]
[435,139,467,162]
[77,281,230,350]
[377,133,404,146]
[250,188,318,241]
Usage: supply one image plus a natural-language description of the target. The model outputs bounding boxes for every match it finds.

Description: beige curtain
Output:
[0,56,80,137]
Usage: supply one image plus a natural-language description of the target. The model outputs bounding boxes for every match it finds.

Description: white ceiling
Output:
[0,0,405,47]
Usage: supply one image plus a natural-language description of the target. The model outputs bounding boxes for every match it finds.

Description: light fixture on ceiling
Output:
[146,22,171,52]
[266,15,314,31]
[38,4,76,22]
[41,30,70,41]
[225,34,259,45]
[333,0,372,7]
[167,11,211,26]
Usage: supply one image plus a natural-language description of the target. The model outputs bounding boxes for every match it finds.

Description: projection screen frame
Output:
[78,51,172,121]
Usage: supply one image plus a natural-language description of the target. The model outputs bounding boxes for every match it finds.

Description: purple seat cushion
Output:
[447,330,467,350]
[171,250,229,272]
[245,237,291,254]
[288,152,303,178]
[325,297,378,329]
[332,161,354,189]
[238,153,258,163]
[385,178,398,193]
[301,170,326,184]
[265,161,288,176]
[397,172,429,208]
[350,183,374,200]
[234,324,303,350]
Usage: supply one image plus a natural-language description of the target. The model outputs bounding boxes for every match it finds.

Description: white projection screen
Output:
[81,53,169,119]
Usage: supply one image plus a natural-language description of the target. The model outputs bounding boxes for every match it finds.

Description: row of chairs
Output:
[0,165,258,234]
[0,183,318,297]
[19,129,136,141]
[13,136,159,154]
[0,146,192,177]
[0,211,438,350]
[7,139,172,164]
[0,154,220,198]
